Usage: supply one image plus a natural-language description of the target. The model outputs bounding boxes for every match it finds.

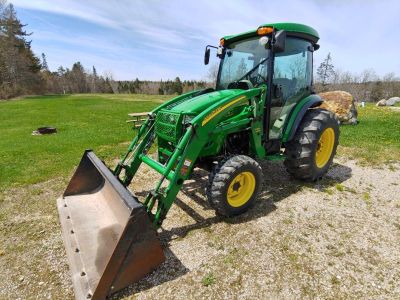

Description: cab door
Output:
[269,37,313,139]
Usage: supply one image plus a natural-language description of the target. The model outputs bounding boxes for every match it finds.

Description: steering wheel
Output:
[252,74,267,86]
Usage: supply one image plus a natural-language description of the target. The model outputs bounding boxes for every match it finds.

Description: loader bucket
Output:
[57,150,165,300]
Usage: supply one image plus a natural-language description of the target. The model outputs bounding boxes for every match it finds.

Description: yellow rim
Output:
[315,127,335,168]
[227,171,256,207]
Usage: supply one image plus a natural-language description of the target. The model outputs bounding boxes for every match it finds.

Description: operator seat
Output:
[227,80,252,90]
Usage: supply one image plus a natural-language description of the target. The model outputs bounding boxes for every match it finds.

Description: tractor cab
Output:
[205,23,319,142]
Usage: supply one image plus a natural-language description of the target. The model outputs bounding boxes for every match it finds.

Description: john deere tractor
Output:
[57,23,339,299]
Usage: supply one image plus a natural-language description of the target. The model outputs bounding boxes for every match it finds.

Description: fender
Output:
[282,94,323,143]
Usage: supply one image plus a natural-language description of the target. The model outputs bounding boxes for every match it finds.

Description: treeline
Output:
[115,77,208,95]
[315,53,400,102]
[0,2,113,98]
[43,61,209,95]
[42,61,113,94]
[0,2,208,99]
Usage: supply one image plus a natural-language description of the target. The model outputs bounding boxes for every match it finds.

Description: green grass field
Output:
[338,104,400,164]
[0,94,169,191]
[0,95,399,191]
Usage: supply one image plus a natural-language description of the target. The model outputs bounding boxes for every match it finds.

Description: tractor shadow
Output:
[161,160,352,240]
[112,160,352,298]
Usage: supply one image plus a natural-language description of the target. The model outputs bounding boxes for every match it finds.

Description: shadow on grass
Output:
[111,160,352,298]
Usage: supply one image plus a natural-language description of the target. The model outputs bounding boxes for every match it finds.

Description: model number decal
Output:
[202,96,247,126]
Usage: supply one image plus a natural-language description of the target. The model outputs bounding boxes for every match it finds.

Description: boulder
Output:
[386,97,400,106]
[376,99,387,106]
[318,91,358,125]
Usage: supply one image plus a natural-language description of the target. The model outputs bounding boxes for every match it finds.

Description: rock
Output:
[318,91,358,125]
[376,99,387,106]
[386,97,400,106]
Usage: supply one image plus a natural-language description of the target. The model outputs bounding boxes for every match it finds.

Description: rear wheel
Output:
[284,108,339,181]
[206,155,263,216]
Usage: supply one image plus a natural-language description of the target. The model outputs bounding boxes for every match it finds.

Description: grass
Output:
[0,94,168,191]
[338,104,400,164]
[335,184,345,192]
[201,272,216,286]
[0,96,399,192]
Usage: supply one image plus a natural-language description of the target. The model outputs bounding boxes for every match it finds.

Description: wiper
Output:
[236,57,269,82]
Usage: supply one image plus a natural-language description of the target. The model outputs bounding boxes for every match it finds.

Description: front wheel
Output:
[206,155,263,216]
[284,108,339,181]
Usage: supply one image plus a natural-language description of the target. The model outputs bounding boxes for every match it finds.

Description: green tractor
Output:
[57,23,339,299]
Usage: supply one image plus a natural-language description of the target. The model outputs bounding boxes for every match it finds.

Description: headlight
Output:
[183,115,194,124]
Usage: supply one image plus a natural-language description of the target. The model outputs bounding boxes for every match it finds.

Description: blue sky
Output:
[11,0,400,80]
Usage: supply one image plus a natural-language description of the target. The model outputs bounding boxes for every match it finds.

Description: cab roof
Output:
[222,22,319,45]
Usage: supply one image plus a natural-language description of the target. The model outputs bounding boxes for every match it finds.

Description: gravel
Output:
[1,158,399,299]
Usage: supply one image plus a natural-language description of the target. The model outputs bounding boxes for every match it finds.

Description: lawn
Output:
[338,104,400,164]
[1,96,399,192]
[0,94,168,191]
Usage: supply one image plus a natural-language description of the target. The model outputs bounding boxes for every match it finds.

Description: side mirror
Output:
[204,48,210,65]
[274,30,286,53]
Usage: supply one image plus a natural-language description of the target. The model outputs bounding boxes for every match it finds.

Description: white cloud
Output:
[13,0,400,79]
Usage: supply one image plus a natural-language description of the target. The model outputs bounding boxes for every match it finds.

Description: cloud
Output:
[12,0,400,79]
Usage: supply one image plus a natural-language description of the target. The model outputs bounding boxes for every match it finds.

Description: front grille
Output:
[155,110,182,143]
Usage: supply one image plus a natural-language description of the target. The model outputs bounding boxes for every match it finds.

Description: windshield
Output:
[216,36,270,90]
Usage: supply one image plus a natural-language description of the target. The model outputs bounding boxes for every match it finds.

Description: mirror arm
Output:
[206,45,218,50]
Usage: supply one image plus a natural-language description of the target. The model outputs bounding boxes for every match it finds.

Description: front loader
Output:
[57,23,339,299]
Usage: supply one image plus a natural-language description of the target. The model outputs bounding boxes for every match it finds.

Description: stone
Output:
[318,91,358,125]
[376,99,387,106]
[386,97,400,106]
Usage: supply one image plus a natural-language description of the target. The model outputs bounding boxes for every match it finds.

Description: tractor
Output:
[57,23,339,299]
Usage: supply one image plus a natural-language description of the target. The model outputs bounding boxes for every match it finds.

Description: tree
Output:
[317,53,335,85]
[41,53,48,71]
[236,58,247,79]
[0,2,43,98]
[174,76,182,94]
[70,62,87,93]
[91,65,97,93]
[207,62,219,85]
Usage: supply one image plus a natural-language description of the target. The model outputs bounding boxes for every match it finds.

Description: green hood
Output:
[169,89,242,114]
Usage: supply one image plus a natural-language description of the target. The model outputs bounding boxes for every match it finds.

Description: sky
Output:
[10,0,400,81]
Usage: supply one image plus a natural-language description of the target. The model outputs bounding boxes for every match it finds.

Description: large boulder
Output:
[376,99,387,106]
[386,97,400,106]
[318,91,358,125]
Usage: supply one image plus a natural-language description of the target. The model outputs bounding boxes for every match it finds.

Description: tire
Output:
[284,108,339,181]
[206,155,263,216]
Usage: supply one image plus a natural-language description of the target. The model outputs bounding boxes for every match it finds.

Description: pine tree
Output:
[41,53,49,71]
[174,76,182,94]
[0,3,43,98]
[92,65,97,93]
[70,62,87,93]
[317,53,335,85]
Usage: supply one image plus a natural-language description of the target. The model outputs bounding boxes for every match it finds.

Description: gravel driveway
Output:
[1,158,399,299]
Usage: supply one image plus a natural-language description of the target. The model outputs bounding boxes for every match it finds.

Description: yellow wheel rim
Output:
[315,127,335,168]
[227,171,256,207]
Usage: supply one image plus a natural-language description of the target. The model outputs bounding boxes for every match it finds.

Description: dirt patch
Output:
[1,159,400,299]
